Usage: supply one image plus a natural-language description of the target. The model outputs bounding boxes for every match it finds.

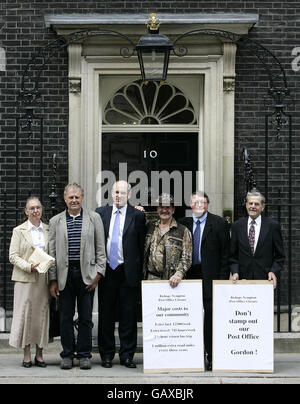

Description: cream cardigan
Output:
[9,220,49,283]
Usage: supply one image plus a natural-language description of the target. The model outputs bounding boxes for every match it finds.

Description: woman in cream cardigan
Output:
[9,196,50,367]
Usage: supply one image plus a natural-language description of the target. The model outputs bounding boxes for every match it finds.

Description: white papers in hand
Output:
[28,247,55,274]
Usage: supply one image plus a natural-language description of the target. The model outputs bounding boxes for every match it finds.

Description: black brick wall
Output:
[0,1,299,313]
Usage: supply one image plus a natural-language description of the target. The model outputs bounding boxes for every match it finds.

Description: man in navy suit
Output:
[179,191,230,370]
[230,190,285,288]
[96,180,146,369]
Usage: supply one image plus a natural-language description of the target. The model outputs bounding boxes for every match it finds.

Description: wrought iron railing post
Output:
[16,116,20,225]
[276,188,282,332]
[49,153,58,217]
[288,114,293,331]
[0,189,7,333]
[2,191,7,323]
[40,117,44,204]
[264,115,269,217]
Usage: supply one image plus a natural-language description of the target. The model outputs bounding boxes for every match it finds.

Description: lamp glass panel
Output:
[142,50,165,80]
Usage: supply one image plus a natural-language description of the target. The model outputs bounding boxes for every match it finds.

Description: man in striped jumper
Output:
[49,183,106,370]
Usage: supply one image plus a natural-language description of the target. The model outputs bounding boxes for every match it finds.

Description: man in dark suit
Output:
[96,180,146,369]
[179,191,230,370]
[230,190,285,289]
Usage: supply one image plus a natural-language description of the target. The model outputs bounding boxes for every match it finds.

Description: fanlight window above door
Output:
[103,80,197,125]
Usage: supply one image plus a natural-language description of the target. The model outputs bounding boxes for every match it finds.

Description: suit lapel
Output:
[102,206,113,239]
[255,215,269,255]
[200,212,212,246]
[80,209,89,250]
[123,206,134,236]
[20,221,33,246]
[59,212,68,245]
[239,217,251,253]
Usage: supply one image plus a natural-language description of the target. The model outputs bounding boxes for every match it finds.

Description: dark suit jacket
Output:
[179,212,231,299]
[95,205,146,287]
[229,215,285,280]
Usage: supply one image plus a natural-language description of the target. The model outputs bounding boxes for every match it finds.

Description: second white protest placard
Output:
[213,280,274,373]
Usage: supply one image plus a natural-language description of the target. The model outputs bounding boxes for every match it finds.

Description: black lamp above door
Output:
[136,14,173,82]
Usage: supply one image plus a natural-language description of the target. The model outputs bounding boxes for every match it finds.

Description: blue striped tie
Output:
[109,210,120,270]
[192,219,201,265]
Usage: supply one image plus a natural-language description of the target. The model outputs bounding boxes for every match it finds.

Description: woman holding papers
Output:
[9,196,50,368]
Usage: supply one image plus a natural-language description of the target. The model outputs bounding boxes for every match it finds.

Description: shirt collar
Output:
[113,204,127,214]
[248,215,261,226]
[66,209,82,219]
[28,220,43,231]
[155,217,177,229]
[193,211,208,223]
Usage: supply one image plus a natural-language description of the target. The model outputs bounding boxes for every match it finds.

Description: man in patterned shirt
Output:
[143,193,192,288]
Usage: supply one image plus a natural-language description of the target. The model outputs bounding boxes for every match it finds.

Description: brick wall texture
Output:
[0,1,299,314]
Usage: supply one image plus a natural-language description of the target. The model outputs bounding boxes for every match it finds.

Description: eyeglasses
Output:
[191,201,208,207]
[27,206,42,211]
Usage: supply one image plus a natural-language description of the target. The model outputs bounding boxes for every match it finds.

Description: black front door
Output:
[102,132,198,218]
[101,132,198,324]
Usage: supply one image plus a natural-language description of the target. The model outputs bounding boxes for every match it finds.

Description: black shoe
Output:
[120,358,136,368]
[206,361,212,371]
[22,361,32,368]
[34,356,47,368]
[101,358,113,368]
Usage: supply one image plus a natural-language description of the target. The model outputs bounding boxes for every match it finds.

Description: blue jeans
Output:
[59,268,94,359]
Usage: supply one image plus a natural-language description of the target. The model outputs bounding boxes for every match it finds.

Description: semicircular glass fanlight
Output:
[103,80,197,125]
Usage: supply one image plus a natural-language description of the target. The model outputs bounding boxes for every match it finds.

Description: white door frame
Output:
[68,49,236,218]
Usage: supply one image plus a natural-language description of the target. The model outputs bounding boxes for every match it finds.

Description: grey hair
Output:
[190,191,210,204]
[25,195,41,206]
[64,183,84,197]
[246,190,266,205]
[23,195,44,224]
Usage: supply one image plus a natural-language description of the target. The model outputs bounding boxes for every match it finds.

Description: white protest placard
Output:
[213,280,274,373]
[142,280,204,373]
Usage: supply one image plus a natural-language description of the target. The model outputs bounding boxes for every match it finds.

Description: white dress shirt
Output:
[28,220,45,251]
[248,215,262,253]
[107,204,127,265]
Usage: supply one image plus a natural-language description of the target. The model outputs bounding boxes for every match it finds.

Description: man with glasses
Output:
[179,191,230,370]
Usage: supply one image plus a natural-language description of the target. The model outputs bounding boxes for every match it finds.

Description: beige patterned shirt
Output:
[146,218,192,280]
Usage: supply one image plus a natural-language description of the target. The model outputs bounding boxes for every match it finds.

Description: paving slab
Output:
[0,352,299,385]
